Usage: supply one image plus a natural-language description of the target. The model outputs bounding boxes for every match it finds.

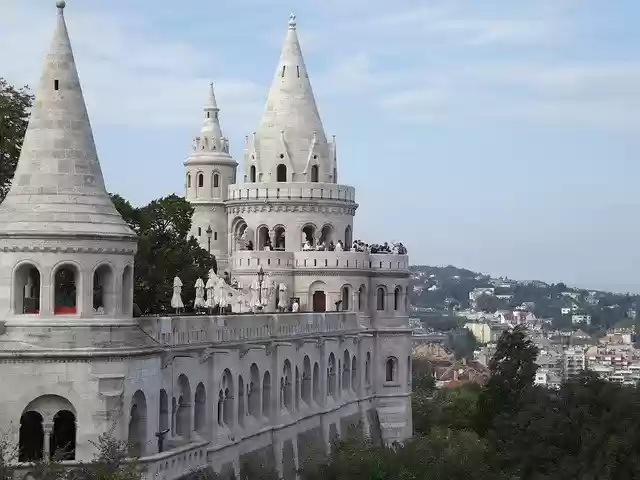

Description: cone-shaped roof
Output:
[254,14,330,179]
[0,1,135,239]
[201,83,223,139]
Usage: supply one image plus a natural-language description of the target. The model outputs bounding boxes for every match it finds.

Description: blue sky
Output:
[2,0,640,292]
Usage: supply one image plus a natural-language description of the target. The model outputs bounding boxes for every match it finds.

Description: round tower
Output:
[229,14,356,259]
[185,84,237,270]
[0,0,138,322]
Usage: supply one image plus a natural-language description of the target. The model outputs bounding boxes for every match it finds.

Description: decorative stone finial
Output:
[288,13,297,29]
[56,0,66,10]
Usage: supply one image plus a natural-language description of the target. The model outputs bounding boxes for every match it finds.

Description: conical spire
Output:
[201,83,223,139]
[253,14,330,182]
[0,2,134,239]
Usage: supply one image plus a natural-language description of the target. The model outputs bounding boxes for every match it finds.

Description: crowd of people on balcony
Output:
[351,240,408,255]
[304,239,345,251]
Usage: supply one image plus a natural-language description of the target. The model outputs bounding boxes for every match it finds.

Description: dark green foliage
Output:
[0,78,33,202]
[447,327,478,359]
[110,193,216,314]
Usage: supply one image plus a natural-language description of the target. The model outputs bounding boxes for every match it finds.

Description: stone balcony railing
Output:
[231,251,410,273]
[138,312,360,347]
[227,182,356,204]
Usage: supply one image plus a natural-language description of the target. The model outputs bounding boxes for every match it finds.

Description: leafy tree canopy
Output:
[0,78,33,202]
[111,193,216,314]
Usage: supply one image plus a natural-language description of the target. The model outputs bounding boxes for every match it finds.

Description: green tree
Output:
[475,324,538,435]
[111,193,216,314]
[0,79,33,202]
[448,327,478,359]
[474,294,505,313]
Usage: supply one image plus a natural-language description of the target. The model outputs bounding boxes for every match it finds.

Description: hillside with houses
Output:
[409,264,638,334]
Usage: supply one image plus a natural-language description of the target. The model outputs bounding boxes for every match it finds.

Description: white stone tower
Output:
[185,84,237,270]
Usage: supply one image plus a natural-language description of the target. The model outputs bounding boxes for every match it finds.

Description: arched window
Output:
[122,265,133,317]
[128,391,147,457]
[333,167,337,183]
[187,173,191,188]
[282,360,293,411]
[313,362,320,404]
[54,265,78,315]
[365,352,371,386]
[394,286,401,311]
[376,286,386,311]
[342,350,351,392]
[51,410,76,460]
[250,165,257,182]
[327,353,337,399]
[277,164,287,182]
[310,165,319,182]
[14,263,40,314]
[159,389,169,432]
[341,286,350,311]
[19,411,43,461]
[176,374,192,437]
[262,371,272,418]
[302,357,312,405]
[237,376,245,427]
[194,383,206,433]
[351,356,357,391]
[249,364,261,418]
[386,357,397,382]
[358,285,366,311]
[93,264,114,315]
[345,225,352,247]
[198,173,204,188]
[213,173,219,188]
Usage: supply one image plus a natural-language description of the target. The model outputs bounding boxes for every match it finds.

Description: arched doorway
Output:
[302,224,316,248]
[93,264,114,315]
[50,410,76,460]
[312,291,326,312]
[176,374,192,438]
[19,411,44,461]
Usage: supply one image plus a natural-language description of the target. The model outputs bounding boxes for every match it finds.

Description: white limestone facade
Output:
[0,5,412,480]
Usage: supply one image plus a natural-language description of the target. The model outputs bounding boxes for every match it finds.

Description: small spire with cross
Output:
[288,13,297,29]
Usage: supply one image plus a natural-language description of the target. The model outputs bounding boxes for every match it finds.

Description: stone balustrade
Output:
[227,182,356,203]
[231,250,410,273]
[138,312,360,347]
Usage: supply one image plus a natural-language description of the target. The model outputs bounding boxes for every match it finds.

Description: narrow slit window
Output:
[296,66,300,77]
[54,79,59,90]
[281,65,286,77]
[214,232,218,241]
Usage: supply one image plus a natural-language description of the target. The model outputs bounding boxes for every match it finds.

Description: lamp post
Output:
[257,266,265,310]
[206,226,213,254]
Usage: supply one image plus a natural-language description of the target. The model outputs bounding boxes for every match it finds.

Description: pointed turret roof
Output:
[201,83,223,139]
[253,14,330,180]
[0,1,134,239]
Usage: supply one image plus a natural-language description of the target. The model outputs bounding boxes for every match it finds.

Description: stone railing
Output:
[231,251,410,273]
[138,312,359,347]
[227,182,356,203]
[140,441,209,480]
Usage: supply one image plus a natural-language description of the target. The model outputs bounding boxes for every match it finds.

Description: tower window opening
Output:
[296,66,300,77]
[310,165,319,182]
[213,174,219,188]
[214,232,217,241]
[198,227,202,236]
[277,164,287,182]
[187,173,191,188]
[93,264,114,315]
[198,173,204,188]
[207,112,210,118]
[279,153,284,159]
[281,65,286,77]
[250,165,256,182]
[54,79,59,90]
[54,266,78,315]
[14,264,40,314]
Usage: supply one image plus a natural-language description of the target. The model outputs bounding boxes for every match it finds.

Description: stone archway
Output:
[21,395,77,461]
[50,410,76,460]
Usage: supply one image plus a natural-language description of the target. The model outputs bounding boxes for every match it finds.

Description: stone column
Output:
[43,422,53,459]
